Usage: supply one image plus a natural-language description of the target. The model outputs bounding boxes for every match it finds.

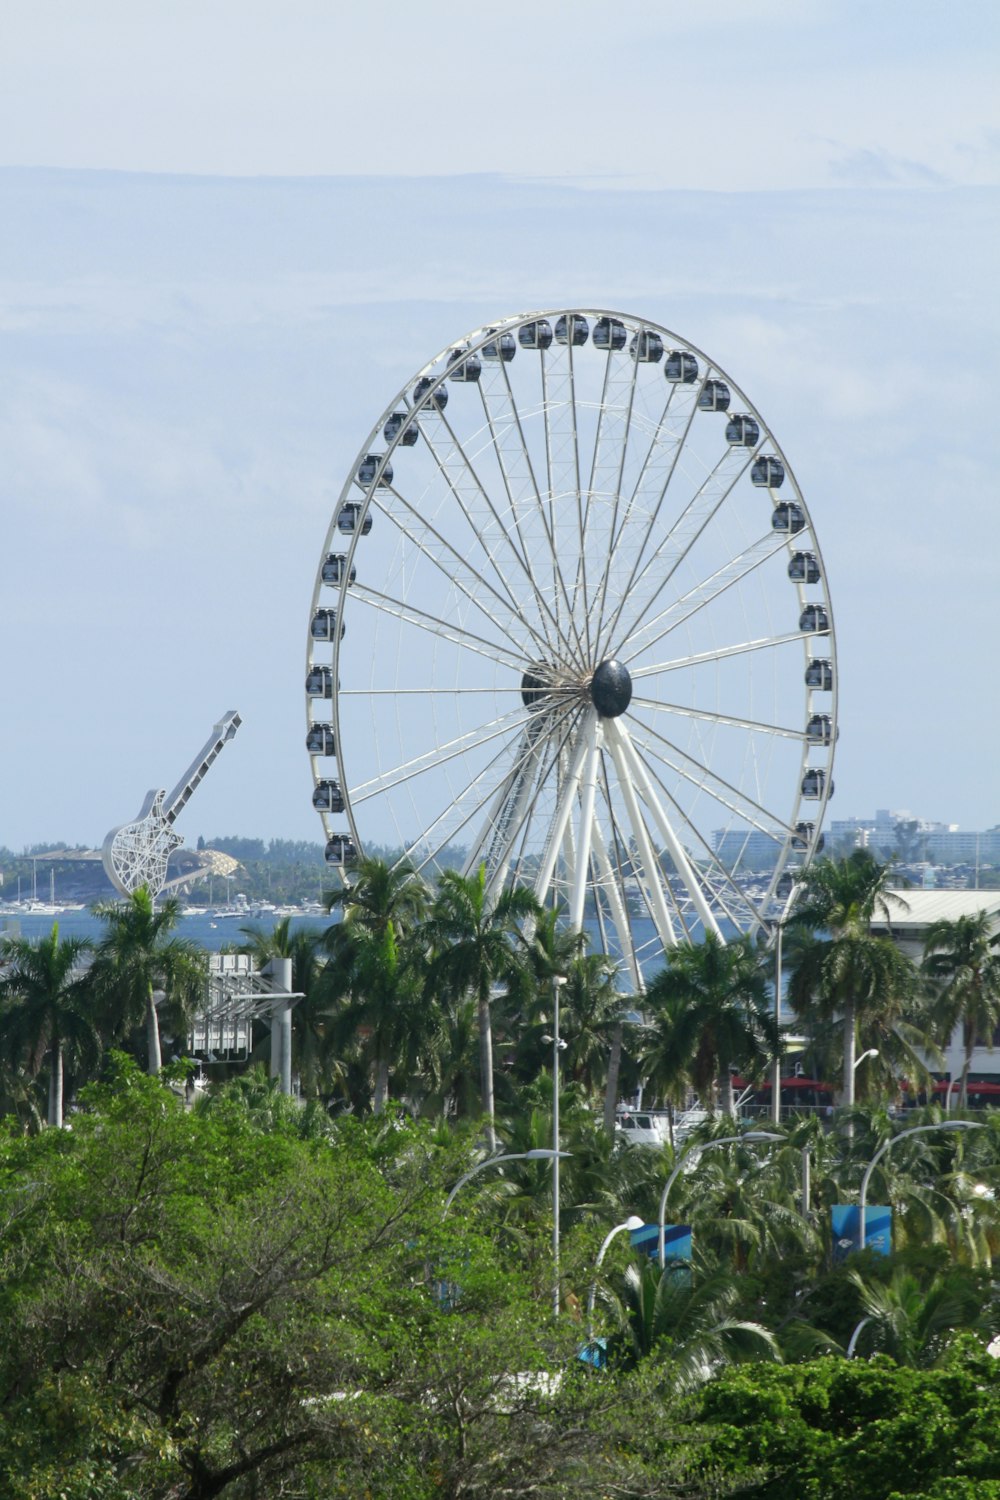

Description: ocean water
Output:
[0,909,332,953]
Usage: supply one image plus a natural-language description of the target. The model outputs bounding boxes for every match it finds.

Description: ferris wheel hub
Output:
[590,658,632,718]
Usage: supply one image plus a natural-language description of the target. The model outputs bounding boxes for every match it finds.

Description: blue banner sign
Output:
[831,1205,892,1260]
[630,1222,692,1262]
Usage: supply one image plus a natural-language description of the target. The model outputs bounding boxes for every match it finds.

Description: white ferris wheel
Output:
[306,309,837,989]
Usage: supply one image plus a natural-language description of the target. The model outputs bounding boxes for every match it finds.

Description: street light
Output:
[444,1149,570,1213]
[658,1131,783,1267]
[544,973,567,1318]
[587,1215,644,1341]
[858,1119,984,1249]
[854,1048,879,1070]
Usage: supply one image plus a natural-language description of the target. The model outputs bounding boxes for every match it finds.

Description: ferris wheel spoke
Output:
[590,382,702,650]
[473,380,563,656]
[539,344,591,662]
[349,703,531,804]
[618,741,772,933]
[627,705,795,840]
[499,707,585,898]
[599,443,757,659]
[463,700,580,887]
[480,358,586,661]
[630,630,808,678]
[604,724,679,951]
[589,787,643,992]
[610,720,723,937]
[617,530,789,662]
[630,695,805,742]
[378,479,557,665]
[394,715,561,880]
[348,582,527,675]
[418,404,563,656]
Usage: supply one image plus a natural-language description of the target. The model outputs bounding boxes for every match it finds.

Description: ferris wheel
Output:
[306,309,836,988]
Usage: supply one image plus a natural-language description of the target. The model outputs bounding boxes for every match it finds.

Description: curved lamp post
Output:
[444,1148,570,1213]
[858,1119,984,1249]
[658,1131,783,1267]
[587,1214,644,1342]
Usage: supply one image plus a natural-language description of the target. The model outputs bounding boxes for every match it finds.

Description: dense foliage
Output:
[3,855,1000,1496]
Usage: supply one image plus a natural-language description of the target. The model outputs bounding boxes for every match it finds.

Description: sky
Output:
[2,1,999,854]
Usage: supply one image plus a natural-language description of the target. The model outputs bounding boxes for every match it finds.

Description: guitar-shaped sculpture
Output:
[102,710,242,900]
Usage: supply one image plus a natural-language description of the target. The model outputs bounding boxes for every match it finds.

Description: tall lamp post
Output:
[587,1215,644,1342]
[858,1119,984,1249]
[444,1148,569,1213]
[658,1131,783,1267]
[542,974,568,1318]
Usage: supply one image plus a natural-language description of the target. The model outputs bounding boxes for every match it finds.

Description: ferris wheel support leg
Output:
[569,719,602,933]
[484,737,544,901]
[590,820,644,995]
[265,957,294,1097]
[615,722,724,940]
[604,722,677,952]
[533,715,593,908]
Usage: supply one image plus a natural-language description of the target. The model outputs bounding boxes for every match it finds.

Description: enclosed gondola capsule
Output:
[313,779,345,813]
[555,313,589,346]
[593,316,627,350]
[801,767,832,799]
[772,503,805,534]
[799,604,830,634]
[311,608,345,642]
[325,834,358,867]
[805,657,834,691]
[306,723,336,756]
[664,350,699,383]
[698,379,731,412]
[751,456,785,488]
[306,666,334,699]
[412,376,448,411]
[383,412,419,446]
[630,328,664,363]
[806,713,834,745]
[518,319,554,350]
[792,821,822,851]
[788,551,820,584]
[357,454,393,488]
[322,553,356,587]
[337,502,372,536]
[726,414,760,446]
[447,346,482,382]
[481,328,516,361]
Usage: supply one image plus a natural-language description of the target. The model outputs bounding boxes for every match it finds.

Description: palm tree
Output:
[0,924,98,1126]
[641,933,779,1117]
[922,911,1000,1110]
[91,886,207,1074]
[609,1260,780,1388]
[845,1265,999,1367]
[427,865,541,1149]
[321,857,432,1114]
[787,851,913,1109]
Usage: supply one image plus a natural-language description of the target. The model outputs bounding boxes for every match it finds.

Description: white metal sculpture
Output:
[102,710,242,899]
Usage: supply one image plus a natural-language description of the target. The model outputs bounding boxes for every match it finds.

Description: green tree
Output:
[609,1259,780,1389]
[642,932,780,1116]
[788,852,916,1109]
[427,865,541,1148]
[322,856,432,1113]
[90,886,207,1074]
[922,911,1000,1110]
[0,923,97,1126]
